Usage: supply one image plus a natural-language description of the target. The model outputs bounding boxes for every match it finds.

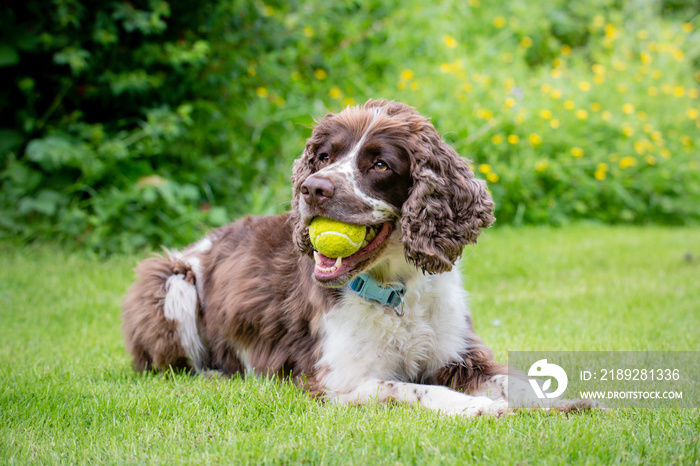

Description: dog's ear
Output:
[401,130,495,274]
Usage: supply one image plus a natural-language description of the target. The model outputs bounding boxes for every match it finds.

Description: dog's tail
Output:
[122,250,209,373]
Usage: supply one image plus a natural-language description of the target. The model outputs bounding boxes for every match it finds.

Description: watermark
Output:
[508,351,699,409]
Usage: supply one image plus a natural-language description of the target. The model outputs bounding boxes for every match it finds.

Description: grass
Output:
[0,225,698,464]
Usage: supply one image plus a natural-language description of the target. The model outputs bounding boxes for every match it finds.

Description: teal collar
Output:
[348,273,406,316]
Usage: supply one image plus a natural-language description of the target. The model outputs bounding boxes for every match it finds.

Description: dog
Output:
[122,99,596,417]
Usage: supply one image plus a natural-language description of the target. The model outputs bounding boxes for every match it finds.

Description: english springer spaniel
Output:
[122,99,596,416]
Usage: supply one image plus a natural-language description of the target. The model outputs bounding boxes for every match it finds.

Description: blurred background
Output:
[1,0,698,254]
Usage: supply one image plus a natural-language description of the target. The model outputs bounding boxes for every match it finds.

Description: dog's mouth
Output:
[312,222,393,285]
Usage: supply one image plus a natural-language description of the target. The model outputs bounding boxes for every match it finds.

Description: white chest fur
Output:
[316,268,472,393]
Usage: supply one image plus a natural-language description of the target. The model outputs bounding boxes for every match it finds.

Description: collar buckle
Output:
[348,273,407,317]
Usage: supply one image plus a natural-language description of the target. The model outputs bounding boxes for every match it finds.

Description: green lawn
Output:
[1,225,698,464]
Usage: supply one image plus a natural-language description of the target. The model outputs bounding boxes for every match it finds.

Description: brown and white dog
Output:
[122,99,595,417]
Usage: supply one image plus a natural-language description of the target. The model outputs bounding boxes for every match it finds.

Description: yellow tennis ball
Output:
[309,217,366,258]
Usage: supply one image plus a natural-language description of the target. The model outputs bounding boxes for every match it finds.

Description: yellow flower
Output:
[328,87,343,99]
[672,49,685,61]
[255,87,268,98]
[504,77,515,89]
[487,172,500,183]
[463,82,473,92]
[303,26,314,37]
[651,130,663,141]
[634,140,647,155]
[617,84,628,94]
[602,111,612,121]
[605,23,617,39]
[529,133,542,146]
[687,108,699,120]
[550,68,563,79]
[443,35,458,49]
[520,36,533,48]
[502,52,514,63]
[645,155,657,165]
[314,69,328,80]
[619,156,637,169]
[637,111,648,121]
[397,81,406,90]
[535,161,548,172]
[439,63,452,73]
[594,163,608,180]
[541,83,552,94]
[661,84,673,94]
[571,147,584,158]
[689,89,699,99]
[564,100,575,110]
[410,81,419,91]
[507,134,520,144]
[552,58,563,68]
[476,108,493,119]
[593,74,605,84]
[479,164,492,174]
[682,22,694,33]
[578,81,591,92]
[592,64,606,75]
[505,97,516,108]
[622,103,635,114]
[550,89,562,99]
[681,135,692,146]
[590,102,602,112]
[401,69,414,80]
[640,52,652,65]
[648,87,659,96]
[491,134,504,145]
[623,125,634,137]
[493,16,507,28]
[660,148,671,159]
[651,69,662,79]
[539,109,552,119]
[550,119,560,129]
[637,30,649,40]
[576,109,589,120]
[673,86,685,97]
[561,44,572,56]
[343,97,356,107]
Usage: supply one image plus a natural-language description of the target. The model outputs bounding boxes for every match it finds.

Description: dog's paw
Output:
[552,397,605,413]
[443,397,511,418]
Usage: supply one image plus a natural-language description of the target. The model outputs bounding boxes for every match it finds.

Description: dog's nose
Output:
[301,177,335,205]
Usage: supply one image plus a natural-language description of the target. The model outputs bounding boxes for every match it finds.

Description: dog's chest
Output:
[316,272,471,392]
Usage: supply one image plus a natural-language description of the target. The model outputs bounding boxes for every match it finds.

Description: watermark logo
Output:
[528,359,568,399]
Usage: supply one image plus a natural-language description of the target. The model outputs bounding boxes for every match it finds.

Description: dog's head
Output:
[291,99,494,286]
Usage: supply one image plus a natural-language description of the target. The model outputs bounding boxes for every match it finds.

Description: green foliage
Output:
[0,0,698,253]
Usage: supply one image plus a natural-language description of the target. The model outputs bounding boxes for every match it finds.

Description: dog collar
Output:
[348,273,406,316]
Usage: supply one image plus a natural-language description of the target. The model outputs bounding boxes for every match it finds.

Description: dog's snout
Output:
[301,177,335,205]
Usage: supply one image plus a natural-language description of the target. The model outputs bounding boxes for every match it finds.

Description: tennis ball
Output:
[309,217,366,258]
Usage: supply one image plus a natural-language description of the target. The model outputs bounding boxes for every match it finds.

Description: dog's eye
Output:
[318,153,330,164]
[374,161,389,172]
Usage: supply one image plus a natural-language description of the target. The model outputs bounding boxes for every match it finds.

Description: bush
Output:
[1,0,698,254]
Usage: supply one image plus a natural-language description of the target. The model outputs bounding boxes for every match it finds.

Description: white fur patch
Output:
[164,274,207,371]
[316,266,471,393]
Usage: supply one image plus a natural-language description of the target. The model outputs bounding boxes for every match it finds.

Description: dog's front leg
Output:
[326,379,509,417]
